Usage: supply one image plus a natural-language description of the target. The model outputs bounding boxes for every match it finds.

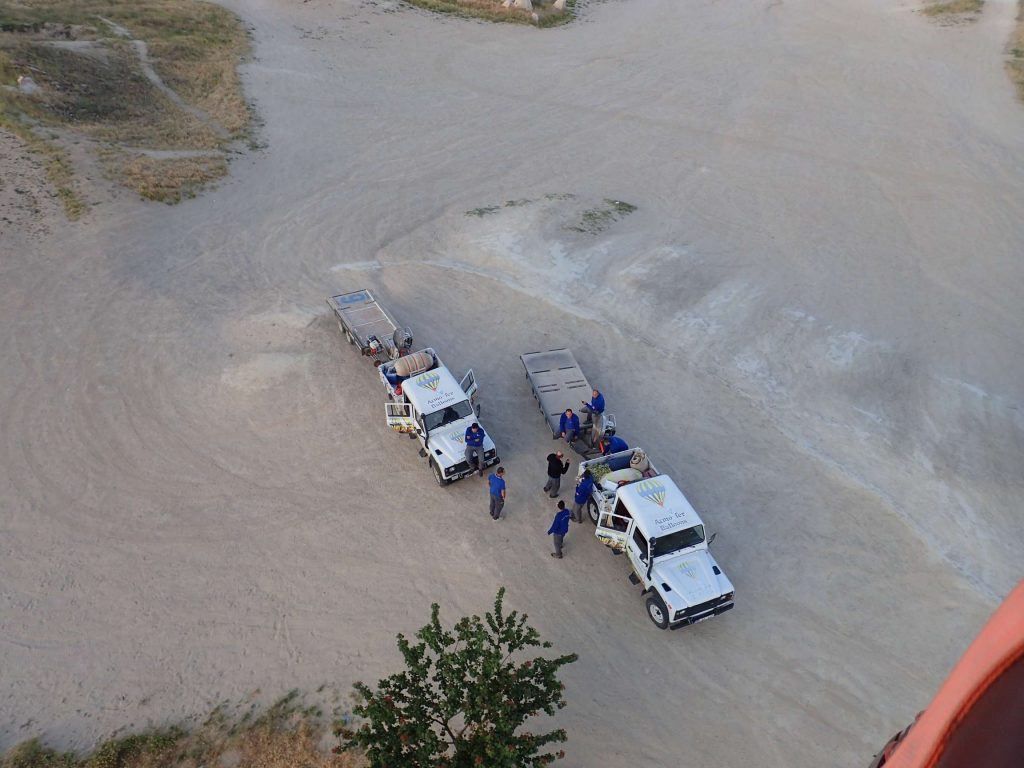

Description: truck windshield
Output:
[424,400,474,432]
[651,525,705,558]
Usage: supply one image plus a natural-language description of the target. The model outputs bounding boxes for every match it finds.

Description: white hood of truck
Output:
[427,418,496,468]
[653,550,725,608]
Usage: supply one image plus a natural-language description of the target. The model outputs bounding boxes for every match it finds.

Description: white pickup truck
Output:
[380,348,499,486]
[578,448,735,630]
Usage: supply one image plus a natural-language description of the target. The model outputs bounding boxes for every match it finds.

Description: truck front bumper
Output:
[669,601,733,630]
[446,453,501,483]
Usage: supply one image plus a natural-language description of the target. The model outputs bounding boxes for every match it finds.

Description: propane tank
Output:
[394,350,433,378]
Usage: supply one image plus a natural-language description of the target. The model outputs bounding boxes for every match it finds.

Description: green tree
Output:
[339,588,577,768]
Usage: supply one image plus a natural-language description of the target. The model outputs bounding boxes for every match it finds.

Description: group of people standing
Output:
[471,388,628,560]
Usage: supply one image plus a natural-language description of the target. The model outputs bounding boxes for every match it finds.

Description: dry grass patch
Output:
[404,0,575,27]
[1,37,219,148]
[922,0,984,17]
[0,694,365,768]
[1008,1,1024,102]
[111,152,228,204]
[0,0,252,211]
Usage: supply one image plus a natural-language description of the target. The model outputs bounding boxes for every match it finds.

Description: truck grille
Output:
[677,595,729,620]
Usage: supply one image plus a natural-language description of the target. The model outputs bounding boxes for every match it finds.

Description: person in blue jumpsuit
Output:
[601,433,628,456]
[488,466,506,520]
[465,422,486,477]
[571,469,595,523]
[581,388,605,447]
[559,408,580,444]
[547,501,572,558]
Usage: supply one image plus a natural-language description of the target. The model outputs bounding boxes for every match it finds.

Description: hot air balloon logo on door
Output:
[417,371,441,391]
[636,480,667,507]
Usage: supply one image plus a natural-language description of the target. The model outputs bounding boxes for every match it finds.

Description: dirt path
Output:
[97,16,231,140]
[1,1,1022,765]
[0,130,62,242]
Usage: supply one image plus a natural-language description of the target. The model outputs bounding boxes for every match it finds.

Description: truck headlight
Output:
[723,592,735,602]
[444,466,455,476]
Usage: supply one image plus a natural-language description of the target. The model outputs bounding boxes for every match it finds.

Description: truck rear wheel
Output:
[431,460,449,487]
[587,498,599,525]
[645,592,670,630]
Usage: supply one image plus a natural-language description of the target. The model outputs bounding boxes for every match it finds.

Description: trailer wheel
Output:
[431,461,449,487]
[645,592,670,630]
[587,498,600,525]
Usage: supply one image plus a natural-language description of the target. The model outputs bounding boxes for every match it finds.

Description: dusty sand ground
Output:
[2,0,1023,765]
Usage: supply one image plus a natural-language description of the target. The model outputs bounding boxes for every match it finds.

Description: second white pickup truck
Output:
[578,448,735,630]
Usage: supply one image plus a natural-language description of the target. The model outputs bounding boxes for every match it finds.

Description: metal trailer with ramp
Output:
[520,348,611,454]
[327,288,412,364]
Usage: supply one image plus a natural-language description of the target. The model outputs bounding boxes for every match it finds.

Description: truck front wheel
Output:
[645,592,670,630]
[431,461,449,487]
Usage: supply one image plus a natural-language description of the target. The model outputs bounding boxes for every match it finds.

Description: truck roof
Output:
[618,476,704,537]
[404,366,467,414]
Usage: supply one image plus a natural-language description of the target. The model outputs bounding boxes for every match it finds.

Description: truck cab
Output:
[381,349,499,485]
[587,461,735,630]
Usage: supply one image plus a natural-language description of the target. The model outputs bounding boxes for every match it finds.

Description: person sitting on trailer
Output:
[559,408,581,444]
[601,431,629,456]
[465,422,487,477]
[581,388,606,447]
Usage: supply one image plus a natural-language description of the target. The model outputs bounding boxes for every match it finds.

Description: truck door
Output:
[459,369,479,411]
[385,402,416,433]
[626,524,650,584]
[595,499,630,552]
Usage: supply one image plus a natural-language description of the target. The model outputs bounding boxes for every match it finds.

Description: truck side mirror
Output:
[707,532,717,546]
[475,403,481,416]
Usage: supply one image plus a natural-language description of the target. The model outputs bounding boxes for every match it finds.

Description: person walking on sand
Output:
[559,408,580,444]
[465,422,486,477]
[488,466,506,520]
[548,501,571,558]
[543,451,570,498]
[571,469,594,523]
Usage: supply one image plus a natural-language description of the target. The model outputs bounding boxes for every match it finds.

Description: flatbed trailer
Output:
[327,289,412,363]
[520,348,607,453]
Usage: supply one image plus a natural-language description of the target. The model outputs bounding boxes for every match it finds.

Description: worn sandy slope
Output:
[2,0,1022,766]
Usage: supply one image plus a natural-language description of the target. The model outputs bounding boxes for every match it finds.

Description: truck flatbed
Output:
[520,348,593,438]
[327,289,412,362]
